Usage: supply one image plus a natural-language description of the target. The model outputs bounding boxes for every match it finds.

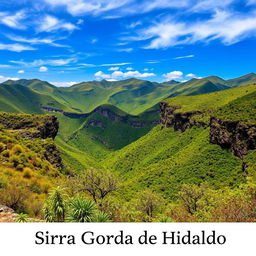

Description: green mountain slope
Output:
[4,73,250,115]
[103,84,256,199]
[227,73,256,87]
[0,83,69,114]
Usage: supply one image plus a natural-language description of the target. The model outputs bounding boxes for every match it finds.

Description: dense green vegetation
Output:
[4,73,255,115]
[0,74,256,222]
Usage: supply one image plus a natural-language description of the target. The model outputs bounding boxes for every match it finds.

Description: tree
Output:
[136,189,164,219]
[80,169,119,203]
[67,197,96,222]
[178,184,205,214]
[43,186,66,222]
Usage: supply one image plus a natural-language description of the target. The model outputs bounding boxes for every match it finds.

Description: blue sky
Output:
[0,0,255,86]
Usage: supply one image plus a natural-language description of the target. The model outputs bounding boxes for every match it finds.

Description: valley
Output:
[0,73,256,222]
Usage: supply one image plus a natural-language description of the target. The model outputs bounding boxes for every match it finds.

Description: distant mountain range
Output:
[2,73,256,115]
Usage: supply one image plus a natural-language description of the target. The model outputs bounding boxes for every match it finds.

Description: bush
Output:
[11,144,24,155]
[0,142,6,152]
[23,168,33,179]
[2,149,10,158]
[10,155,20,167]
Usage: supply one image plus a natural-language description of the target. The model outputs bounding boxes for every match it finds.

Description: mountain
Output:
[226,73,256,87]
[0,83,69,114]
[4,74,251,116]
[0,74,256,222]
[103,84,256,199]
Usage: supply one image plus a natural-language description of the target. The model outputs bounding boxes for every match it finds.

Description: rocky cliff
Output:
[160,102,256,158]
[0,112,62,168]
[160,102,206,132]
[0,113,59,139]
[210,117,256,159]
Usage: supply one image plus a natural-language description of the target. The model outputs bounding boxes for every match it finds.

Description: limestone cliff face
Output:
[160,102,206,132]
[160,102,256,159]
[210,117,256,159]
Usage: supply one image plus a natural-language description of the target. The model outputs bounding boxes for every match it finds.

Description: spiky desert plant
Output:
[68,197,96,222]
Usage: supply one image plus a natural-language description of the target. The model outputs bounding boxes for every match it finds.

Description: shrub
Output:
[2,149,10,158]
[10,155,20,167]
[23,168,33,179]
[16,164,24,172]
[0,142,6,152]
[11,144,24,155]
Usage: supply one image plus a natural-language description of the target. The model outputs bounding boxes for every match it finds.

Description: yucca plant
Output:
[67,197,96,222]
[43,186,66,222]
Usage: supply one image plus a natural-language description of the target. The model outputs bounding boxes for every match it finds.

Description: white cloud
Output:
[77,19,84,25]
[91,38,98,44]
[0,64,11,68]
[186,73,199,78]
[10,58,77,67]
[43,0,131,16]
[51,81,78,87]
[95,70,156,80]
[0,10,27,30]
[100,62,132,67]
[108,67,119,71]
[6,35,68,48]
[80,63,97,67]
[95,71,111,79]
[0,43,36,52]
[174,55,195,60]
[17,70,25,74]
[39,66,48,72]
[0,75,19,83]
[163,71,183,81]
[126,67,133,70]
[37,15,78,32]
[130,9,256,49]
[117,48,133,52]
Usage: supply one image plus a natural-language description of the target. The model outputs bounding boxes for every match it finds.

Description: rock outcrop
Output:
[210,117,256,159]
[160,102,206,132]
[0,205,17,222]
[160,102,256,158]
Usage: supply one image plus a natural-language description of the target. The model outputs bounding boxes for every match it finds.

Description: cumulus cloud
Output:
[95,70,156,80]
[50,81,78,87]
[0,43,36,52]
[163,71,183,81]
[186,73,201,78]
[39,66,48,72]
[17,70,25,74]
[126,67,133,70]
[37,15,77,32]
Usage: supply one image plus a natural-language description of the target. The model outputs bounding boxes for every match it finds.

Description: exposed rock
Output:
[43,143,62,169]
[0,205,18,222]
[160,102,206,132]
[210,117,256,159]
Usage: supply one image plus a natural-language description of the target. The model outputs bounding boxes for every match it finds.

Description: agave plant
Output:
[68,197,96,222]
[16,213,29,223]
